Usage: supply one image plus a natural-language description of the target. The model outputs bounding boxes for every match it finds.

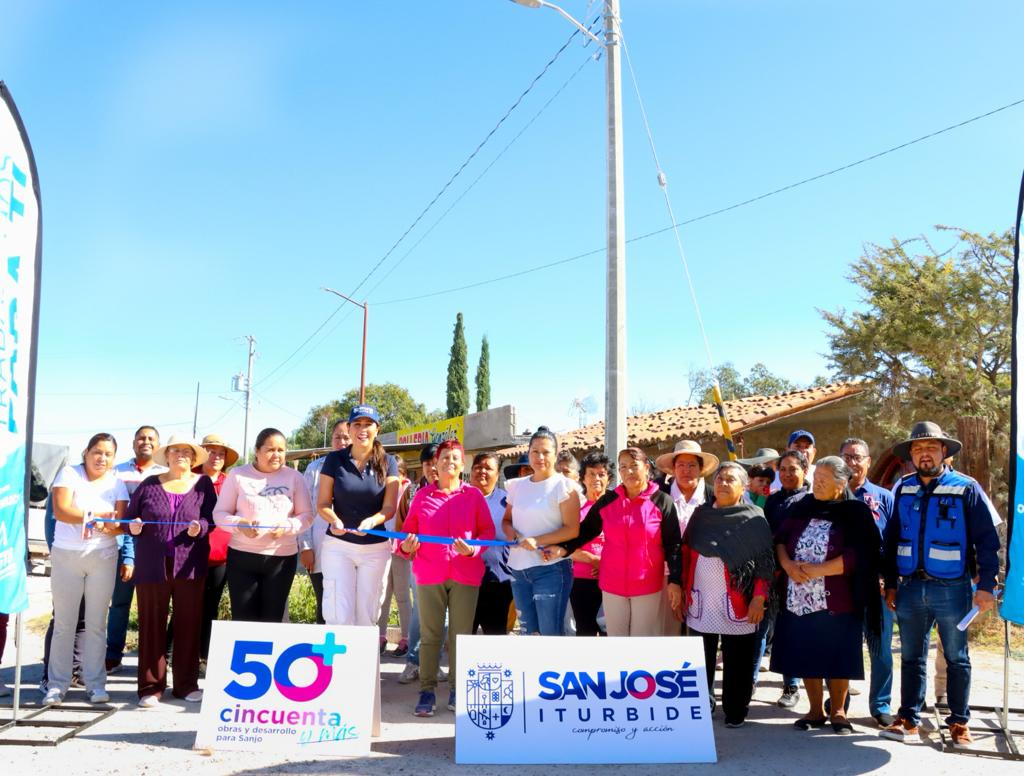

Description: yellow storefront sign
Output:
[396,416,464,446]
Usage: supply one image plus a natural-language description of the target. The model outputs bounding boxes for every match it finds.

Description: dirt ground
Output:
[2,573,1022,775]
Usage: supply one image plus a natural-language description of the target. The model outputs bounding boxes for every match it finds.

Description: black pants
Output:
[226,548,297,623]
[569,578,603,636]
[310,571,326,625]
[473,577,514,634]
[200,563,229,658]
[691,628,759,725]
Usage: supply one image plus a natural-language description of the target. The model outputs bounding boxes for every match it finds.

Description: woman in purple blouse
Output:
[126,436,217,708]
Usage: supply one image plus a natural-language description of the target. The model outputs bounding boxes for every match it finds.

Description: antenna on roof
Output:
[569,395,598,428]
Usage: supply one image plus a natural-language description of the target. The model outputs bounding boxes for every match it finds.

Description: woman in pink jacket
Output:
[555,447,683,636]
[398,439,495,717]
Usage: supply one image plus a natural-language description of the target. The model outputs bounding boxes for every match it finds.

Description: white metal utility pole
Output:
[603,0,627,464]
[511,0,627,465]
[242,335,256,462]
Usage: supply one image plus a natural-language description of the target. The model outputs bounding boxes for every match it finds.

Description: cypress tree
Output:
[475,335,491,412]
[446,312,469,418]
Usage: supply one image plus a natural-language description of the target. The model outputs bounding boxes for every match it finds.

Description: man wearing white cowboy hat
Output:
[879,421,1001,748]
[654,440,718,635]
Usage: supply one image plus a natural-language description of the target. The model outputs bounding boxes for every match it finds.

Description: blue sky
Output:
[5,0,1021,458]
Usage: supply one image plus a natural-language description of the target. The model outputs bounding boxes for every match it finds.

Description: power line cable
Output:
[374,95,1024,306]
[256,19,600,390]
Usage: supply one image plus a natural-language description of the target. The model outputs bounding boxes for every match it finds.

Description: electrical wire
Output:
[254,18,597,389]
[374,95,1024,306]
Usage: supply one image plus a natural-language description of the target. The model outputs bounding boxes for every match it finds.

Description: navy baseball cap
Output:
[348,404,381,425]
[788,429,815,446]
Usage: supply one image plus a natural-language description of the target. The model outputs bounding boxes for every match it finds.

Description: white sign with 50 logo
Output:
[195,621,377,756]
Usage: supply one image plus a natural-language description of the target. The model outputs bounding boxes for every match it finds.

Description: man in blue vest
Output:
[879,422,1001,748]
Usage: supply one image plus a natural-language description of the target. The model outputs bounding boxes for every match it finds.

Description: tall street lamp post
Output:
[322,287,369,404]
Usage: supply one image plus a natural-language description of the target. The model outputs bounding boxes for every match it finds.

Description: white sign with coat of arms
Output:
[455,635,717,764]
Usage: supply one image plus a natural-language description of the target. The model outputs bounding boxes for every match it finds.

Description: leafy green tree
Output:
[820,226,1011,468]
[289,383,438,450]
[687,362,797,405]
[446,312,469,418]
[475,335,491,413]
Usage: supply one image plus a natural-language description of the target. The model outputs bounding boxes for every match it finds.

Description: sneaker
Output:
[725,720,745,728]
[414,691,436,717]
[105,659,122,674]
[437,668,449,683]
[398,664,419,684]
[777,686,800,708]
[42,688,63,706]
[184,690,203,703]
[873,712,896,728]
[393,638,409,657]
[447,689,456,712]
[88,689,110,704]
[879,716,920,743]
[949,722,973,748]
[138,694,162,709]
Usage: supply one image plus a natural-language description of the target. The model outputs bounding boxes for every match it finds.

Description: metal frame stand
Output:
[933,621,1022,760]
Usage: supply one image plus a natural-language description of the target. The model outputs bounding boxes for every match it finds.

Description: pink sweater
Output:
[213,464,314,556]
[397,482,496,586]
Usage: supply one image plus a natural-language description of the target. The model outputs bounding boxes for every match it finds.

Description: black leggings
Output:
[691,628,759,725]
[200,563,229,658]
[226,548,297,623]
[569,578,603,636]
[473,577,514,635]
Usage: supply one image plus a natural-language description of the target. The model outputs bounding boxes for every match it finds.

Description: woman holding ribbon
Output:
[398,439,496,716]
[317,405,400,626]
[126,436,217,707]
[46,433,128,706]
[559,448,682,637]
[214,428,314,623]
[501,427,581,636]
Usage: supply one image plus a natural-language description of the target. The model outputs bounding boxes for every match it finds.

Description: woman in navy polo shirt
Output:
[317,405,401,626]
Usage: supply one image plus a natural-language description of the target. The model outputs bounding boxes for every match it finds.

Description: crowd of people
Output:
[20,408,1003,749]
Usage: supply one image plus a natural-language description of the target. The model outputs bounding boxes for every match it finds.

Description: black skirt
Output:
[769,608,864,680]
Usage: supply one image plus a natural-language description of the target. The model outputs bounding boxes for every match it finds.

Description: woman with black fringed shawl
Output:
[680,461,776,729]
[770,455,882,735]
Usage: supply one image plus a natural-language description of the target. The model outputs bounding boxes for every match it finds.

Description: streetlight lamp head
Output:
[510,0,544,8]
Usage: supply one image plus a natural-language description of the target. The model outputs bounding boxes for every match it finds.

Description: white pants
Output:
[320,539,392,626]
[49,545,118,693]
[603,590,663,637]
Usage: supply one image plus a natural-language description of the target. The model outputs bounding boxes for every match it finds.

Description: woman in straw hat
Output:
[194,434,239,662]
[125,436,218,708]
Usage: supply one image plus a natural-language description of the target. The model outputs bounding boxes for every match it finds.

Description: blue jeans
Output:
[509,561,573,636]
[894,575,973,726]
[868,593,895,716]
[105,562,135,664]
[751,614,799,690]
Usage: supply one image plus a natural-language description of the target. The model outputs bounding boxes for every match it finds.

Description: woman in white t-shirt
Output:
[46,433,129,706]
[500,427,581,635]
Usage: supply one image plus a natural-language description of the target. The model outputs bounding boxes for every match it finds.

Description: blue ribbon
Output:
[90,518,515,547]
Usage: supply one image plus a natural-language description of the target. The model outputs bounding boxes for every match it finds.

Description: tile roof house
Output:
[496,382,868,465]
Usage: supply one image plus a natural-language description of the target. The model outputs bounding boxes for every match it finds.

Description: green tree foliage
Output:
[289,383,440,450]
[820,226,1011,466]
[475,335,491,413]
[446,312,469,418]
[688,362,798,405]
